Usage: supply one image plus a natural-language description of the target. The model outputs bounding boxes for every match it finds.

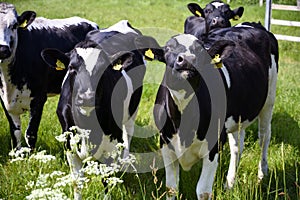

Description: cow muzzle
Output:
[0,45,11,59]
[76,89,95,117]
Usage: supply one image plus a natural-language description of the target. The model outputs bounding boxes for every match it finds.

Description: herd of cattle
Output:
[0,1,278,200]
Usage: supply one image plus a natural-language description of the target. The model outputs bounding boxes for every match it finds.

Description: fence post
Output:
[260,0,264,7]
[265,0,272,31]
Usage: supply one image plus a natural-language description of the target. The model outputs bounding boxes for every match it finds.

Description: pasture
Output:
[0,0,299,199]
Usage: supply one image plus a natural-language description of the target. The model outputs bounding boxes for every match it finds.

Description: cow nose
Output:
[176,55,186,66]
[0,45,11,59]
[212,17,225,26]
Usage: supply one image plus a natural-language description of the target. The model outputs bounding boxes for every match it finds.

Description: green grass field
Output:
[0,0,299,199]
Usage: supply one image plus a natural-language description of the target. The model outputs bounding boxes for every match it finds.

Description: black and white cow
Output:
[184,0,244,38]
[41,21,146,198]
[135,27,277,199]
[198,22,279,189]
[0,2,98,150]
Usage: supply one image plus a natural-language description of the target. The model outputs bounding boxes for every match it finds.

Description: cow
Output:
[41,20,146,199]
[197,22,279,189]
[0,2,98,150]
[134,28,277,199]
[184,0,244,38]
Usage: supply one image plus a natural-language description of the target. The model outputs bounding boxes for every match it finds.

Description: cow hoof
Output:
[199,192,212,200]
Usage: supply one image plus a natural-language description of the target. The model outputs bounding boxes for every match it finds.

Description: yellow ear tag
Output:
[55,59,65,70]
[113,63,122,71]
[19,20,28,28]
[234,15,240,20]
[145,49,154,60]
[195,10,202,17]
[211,54,223,68]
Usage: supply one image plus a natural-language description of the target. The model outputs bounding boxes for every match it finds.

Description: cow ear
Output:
[17,11,36,29]
[134,36,165,63]
[207,40,235,67]
[207,40,235,57]
[41,48,70,71]
[110,51,134,71]
[187,3,205,18]
[232,7,244,20]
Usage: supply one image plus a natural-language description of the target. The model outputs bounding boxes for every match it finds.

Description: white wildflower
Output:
[29,150,56,163]
[9,157,25,163]
[25,181,35,190]
[55,132,70,143]
[50,171,65,178]
[36,173,50,188]
[106,177,123,187]
[26,188,70,200]
[9,147,31,159]
[54,174,73,188]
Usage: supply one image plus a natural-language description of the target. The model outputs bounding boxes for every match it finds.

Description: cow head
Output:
[135,34,235,93]
[187,1,244,32]
[41,40,134,119]
[0,3,35,60]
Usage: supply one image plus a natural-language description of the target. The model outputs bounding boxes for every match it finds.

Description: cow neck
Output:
[0,57,16,95]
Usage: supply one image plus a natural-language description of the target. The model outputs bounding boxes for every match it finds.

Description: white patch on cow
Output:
[169,134,209,171]
[9,114,22,148]
[211,2,225,8]
[93,134,118,160]
[61,70,70,88]
[196,153,218,199]
[226,130,245,189]
[225,116,253,133]
[78,106,94,117]
[257,54,277,180]
[220,64,231,88]
[121,69,133,121]
[161,144,180,199]
[174,34,198,55]
[168,88,194,114]
[0,64,32,114]
[76,47,101,76]
[27,16,98,31]
[100,20,138,35]
[234,23,254,28]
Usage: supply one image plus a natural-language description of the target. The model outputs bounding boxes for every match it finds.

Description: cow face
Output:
[187,1,244,31]
[0,3,35,60]
[136,34,212,93]
[41,41,134,118]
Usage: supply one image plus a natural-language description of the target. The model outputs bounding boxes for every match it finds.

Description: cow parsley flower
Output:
[29,150,56,163]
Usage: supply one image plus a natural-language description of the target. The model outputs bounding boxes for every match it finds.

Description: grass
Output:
[1,0,300,199]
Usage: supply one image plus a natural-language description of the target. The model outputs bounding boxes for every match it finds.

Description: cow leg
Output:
[66,151,84,200]
[25,96,47,149]
[0,98,22,149]
[257,57,277,181]
[162,144,179,200]
[257,102,274,180]
[196,153,218,200]
[122,112,137,158]
[226,130,245,189]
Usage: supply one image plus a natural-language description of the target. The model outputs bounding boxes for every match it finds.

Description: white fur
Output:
[27,16,98,31]
[220,64,231,88]
[257,54,277,180]
[0,64,32,114]
[226,130,245,188]
[100,20,138,35]
[168,89,195,114]
[76,48,101,76]
[196,154,218,200]
[93,134,118,160]
[211,2,225,8]
[234,23,254,28]
[174,34,198,56]
[162,133,217,199]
